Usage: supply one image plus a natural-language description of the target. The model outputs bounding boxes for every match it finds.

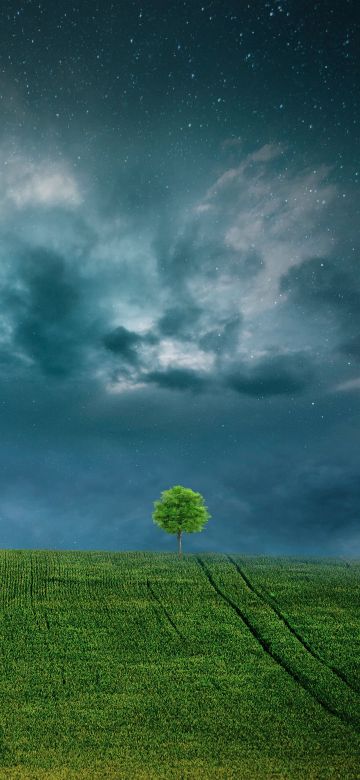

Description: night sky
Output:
[0,1,359,556]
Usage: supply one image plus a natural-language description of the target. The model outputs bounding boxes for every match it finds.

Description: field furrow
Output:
[146,578,189,646]
[229,555,360,693]
[195,554,360,734]
[226,553,360,697]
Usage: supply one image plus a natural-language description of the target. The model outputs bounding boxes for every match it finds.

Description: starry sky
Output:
[0,0,359,556]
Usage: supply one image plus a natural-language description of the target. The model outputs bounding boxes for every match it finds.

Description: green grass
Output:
[0,550,359,779]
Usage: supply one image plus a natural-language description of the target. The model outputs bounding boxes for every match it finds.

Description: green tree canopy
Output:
[152,485,211,558]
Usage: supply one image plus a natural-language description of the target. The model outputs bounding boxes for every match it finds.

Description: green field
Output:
[0,550,359,779]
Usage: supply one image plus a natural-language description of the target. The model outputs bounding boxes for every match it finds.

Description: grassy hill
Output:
[0,550,359,779]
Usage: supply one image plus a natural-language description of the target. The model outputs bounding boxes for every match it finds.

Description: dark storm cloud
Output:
[224,352,314,397]
[102,324,160,372]
[141,347,314,398]
[103,325,144,365]
[4,247,82,377]
[143,367,209,393]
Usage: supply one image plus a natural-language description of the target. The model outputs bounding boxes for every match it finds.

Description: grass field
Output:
[0,550,359,779]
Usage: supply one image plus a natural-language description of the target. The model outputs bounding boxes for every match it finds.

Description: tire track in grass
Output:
[146,579,189,646]
[226,554,360,698]
[195,555,360,734]
[146,579,223,693]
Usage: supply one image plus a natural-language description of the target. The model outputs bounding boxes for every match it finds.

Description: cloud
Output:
[0,140,349,402]
[279,252,360,386]
[3,247,82,377]
[2,154,82,210]
[224,351,314,397]
[251,143,283,163]
[186,146,336,321]
[103,325,145,365]
[333,377,360,393]
[143,367,209,393]
[156,338,214,372]
[141,143,339,401]
[199,314,242,356]
[221,137,242,151]
[157,302,203,339]
[0,243,109,380]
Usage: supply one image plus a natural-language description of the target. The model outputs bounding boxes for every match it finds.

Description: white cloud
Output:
[1,154,82,210]
[190,146,337,321]
[105,379,148,394]
[203,143,282,201]
[221,137,242,150]
[157,338,215,372]
[249,143,282,163]
[333,377,360,393]
[193,203,214,214]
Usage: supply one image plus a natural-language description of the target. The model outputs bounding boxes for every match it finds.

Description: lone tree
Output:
[152,485,211,558]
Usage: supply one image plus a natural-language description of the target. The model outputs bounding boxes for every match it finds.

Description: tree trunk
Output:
[177,530,182,559]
